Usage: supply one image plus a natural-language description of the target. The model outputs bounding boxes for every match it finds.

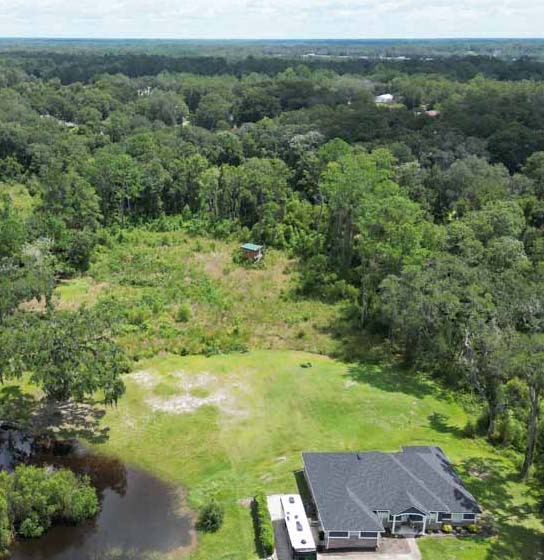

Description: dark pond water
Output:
[1,427,194,560]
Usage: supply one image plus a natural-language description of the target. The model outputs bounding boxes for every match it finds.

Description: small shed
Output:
[240,243,264,262]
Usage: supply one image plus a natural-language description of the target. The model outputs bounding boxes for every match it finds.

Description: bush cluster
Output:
[0,465,99,555]
[466,409,527,452]
[254,492,274,556]
[196,500,224,533]
[175,303,192,323]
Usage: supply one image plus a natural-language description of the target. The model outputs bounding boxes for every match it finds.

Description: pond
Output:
[1,426,195,560]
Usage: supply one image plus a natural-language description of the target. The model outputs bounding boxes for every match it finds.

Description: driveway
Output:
[266,495,421,560]
[318,538,421,560]
[267,495,293,560]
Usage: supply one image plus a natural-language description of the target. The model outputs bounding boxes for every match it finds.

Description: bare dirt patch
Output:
[128,369,157,388]
[128,367,248,416]
[147,390,228,414]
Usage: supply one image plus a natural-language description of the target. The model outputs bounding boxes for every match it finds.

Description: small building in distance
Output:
[240,242,264,262]
[425,109,440,118]
[375,93,394,104]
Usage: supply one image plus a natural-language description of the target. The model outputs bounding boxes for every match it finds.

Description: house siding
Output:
[433,513,479,528]
[326,534,378,550]
[381,513,479,533]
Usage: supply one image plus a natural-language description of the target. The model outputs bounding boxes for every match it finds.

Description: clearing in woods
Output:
[51,229,543,560]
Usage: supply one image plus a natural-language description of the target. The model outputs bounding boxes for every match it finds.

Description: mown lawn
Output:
[91,350,543,560]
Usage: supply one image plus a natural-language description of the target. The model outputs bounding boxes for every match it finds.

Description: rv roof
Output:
[280,494,316,552]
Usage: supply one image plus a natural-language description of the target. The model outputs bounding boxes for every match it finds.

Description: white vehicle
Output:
[280,494,316,560]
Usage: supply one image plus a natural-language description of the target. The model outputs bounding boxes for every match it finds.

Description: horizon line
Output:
[1,36,544,42]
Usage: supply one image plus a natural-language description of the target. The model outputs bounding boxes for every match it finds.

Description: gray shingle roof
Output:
[303,446,481,532]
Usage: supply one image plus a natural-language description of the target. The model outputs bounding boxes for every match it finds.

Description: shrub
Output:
[475,410,490,436]
[175,303,192,323]
[19,517,44,538]
[126,306,148,325]
[468,523,479,534]
[497,414,525,451]
[48,470,99,523]
[66,230,96,272]
[197,500,224,533]
[255,492,274,556]
[4,465,98,542]
[0,493,12,555]
[441,523,453,533]
[463,420,477,438]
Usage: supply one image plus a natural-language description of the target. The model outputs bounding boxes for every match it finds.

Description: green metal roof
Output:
[241,243,263,251]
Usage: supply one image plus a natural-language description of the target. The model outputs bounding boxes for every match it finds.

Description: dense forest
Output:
[1,42,544,536]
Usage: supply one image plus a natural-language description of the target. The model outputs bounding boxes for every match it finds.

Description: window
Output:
[451,513,464,522]
[438,513,451,521]
[329,531,349,538]
[463,514,476,521]
[360,532,378,538]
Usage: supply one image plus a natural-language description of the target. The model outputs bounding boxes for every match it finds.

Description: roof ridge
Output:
[387,452,450,511]
[345,485,384,531]
[418,451,480,506]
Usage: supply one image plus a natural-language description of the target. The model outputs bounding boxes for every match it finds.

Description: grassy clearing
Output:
[90,350,543,560]
[50,229,543,559]
[54,229,341,358]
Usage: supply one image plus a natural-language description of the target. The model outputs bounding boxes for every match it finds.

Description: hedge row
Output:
[255,492,274,556]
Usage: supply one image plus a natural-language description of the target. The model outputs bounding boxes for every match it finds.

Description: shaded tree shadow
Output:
[428,412,466,439]
[0,386,110,444]
[0,385,39,426]
[486,523,544,560]
[454,457,544,560]
[345,362,442,401]
[35,445,128,498]
[294,469,315,516]
[317,304,386,363]
[31,398,110,444]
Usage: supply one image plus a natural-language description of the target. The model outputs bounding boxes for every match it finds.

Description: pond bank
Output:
[0,426,196,560]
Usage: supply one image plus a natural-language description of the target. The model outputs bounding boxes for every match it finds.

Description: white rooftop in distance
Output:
[280,494,316,552]
[375,93,394,103]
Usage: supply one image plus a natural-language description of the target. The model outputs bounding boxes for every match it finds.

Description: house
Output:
[302,446,481,551]
[375,93,394,104]
[240,242,264,262]
[280,494,317,560]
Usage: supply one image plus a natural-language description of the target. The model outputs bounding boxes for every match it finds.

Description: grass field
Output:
[89,350,543,560]
[48,229,544,560]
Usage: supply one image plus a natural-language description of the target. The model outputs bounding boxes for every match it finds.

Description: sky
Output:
[1,0,543,39]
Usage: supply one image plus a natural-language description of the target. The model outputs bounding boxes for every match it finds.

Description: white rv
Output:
[280,494,316,560]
